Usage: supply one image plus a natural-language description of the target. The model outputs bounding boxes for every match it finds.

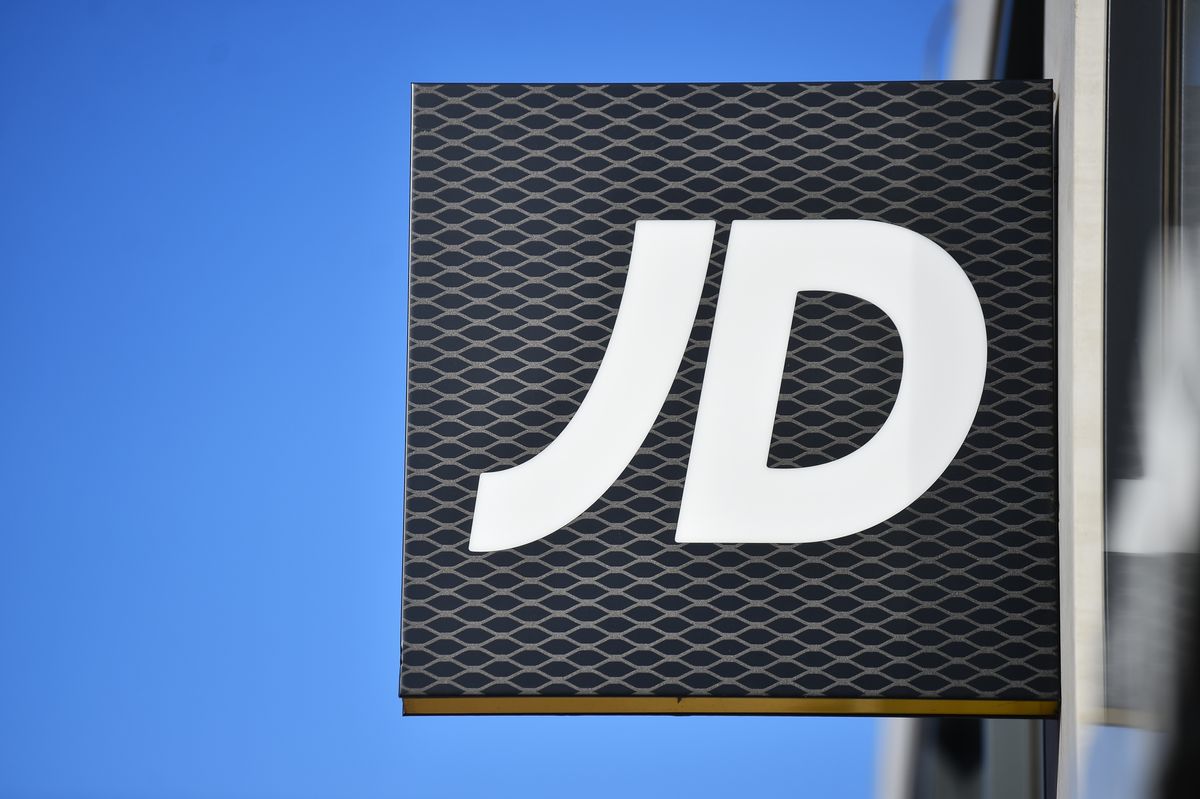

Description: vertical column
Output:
[1045,0,1109,793]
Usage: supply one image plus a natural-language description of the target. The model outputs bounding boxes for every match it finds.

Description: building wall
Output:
[1044,0,1108,794]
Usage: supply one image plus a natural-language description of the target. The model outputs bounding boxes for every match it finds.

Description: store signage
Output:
[403,81,1058,716]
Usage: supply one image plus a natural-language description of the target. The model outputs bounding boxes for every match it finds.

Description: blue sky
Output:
[1,1,948,796]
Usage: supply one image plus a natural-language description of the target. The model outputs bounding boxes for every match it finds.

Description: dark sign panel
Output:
[402,81,1056,715]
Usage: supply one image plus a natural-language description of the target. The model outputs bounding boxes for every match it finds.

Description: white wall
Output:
[1044,0,1108,795]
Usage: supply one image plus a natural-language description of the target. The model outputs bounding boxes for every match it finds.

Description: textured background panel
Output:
[768,291,903,468]
[403,81,1057,701]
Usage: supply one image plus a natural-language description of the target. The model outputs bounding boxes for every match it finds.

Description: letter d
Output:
[675,220,987,543]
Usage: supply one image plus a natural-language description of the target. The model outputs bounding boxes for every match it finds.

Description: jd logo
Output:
[469,220,987,552]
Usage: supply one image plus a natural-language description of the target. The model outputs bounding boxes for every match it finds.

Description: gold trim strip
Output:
[403,696,1058,717]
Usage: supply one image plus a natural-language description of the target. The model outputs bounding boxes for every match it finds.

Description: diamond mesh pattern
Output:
[403,81,1057,701]
[768,292,902,468]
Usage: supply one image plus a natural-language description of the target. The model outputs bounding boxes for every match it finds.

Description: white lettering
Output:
[676,220,986,543]
[468,220,716,552]
[468,219,987,551]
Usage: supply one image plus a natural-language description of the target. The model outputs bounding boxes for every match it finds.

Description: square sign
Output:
[402,81,1056,716]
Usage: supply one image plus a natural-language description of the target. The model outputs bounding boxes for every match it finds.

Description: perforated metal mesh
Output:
[403,81,1057,702]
